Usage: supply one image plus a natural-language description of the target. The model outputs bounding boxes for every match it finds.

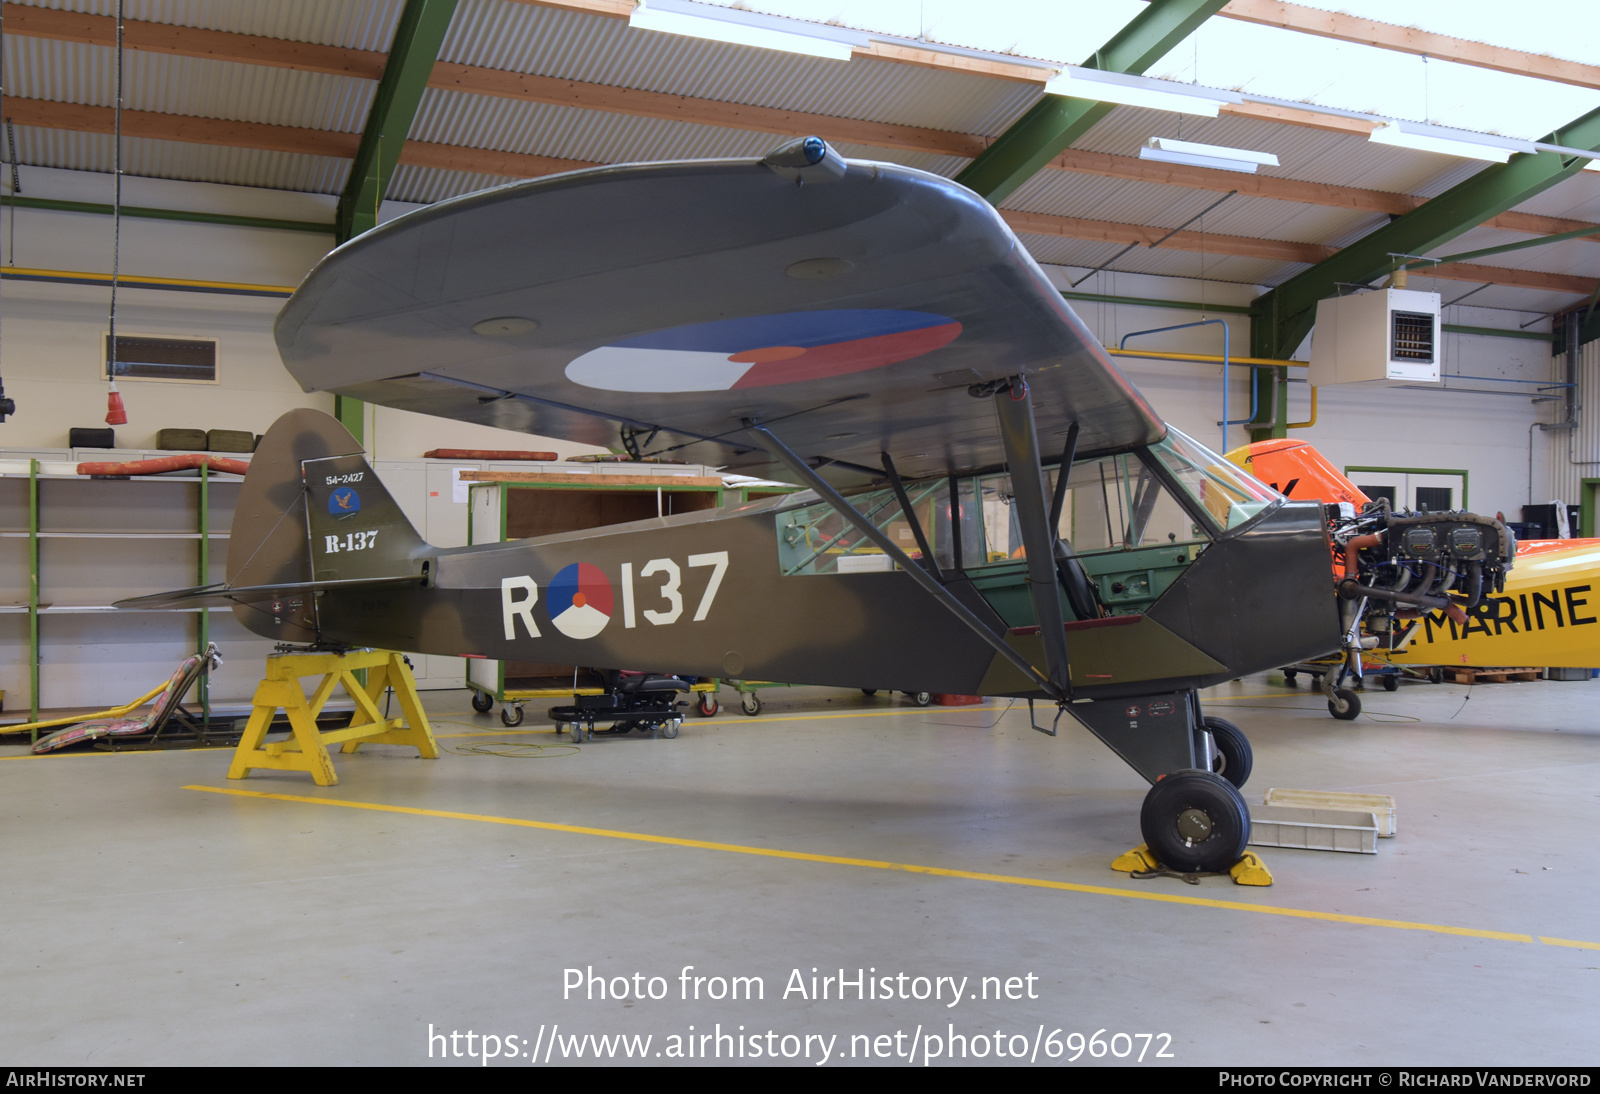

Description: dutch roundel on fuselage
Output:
[548,562,614,640]
[565,309,962,393]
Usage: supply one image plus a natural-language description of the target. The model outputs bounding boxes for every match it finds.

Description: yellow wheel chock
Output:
[1111,843,1273,886]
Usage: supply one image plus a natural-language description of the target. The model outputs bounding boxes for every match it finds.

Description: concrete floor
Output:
[2,673,1597,1067]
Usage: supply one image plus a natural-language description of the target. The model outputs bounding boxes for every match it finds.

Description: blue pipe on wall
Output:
[1119,319,1252,451]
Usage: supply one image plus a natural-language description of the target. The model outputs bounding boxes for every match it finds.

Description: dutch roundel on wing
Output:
[565,309,962,393]
[548,562,614,639]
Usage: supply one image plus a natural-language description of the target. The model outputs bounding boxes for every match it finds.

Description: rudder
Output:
[228,409,429,642]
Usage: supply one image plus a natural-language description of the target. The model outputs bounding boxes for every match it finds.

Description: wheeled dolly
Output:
[547,670,690,742]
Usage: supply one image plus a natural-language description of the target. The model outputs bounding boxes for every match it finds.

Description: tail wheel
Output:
[696,694,719,717]
[740,692,762,716]
[1140,770,1250,874]
[1328,688,1361,720]
[470,690,494,714]
[1200,717,1253,790]
[911,691,932,707]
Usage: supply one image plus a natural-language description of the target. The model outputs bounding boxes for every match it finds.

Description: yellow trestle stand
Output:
[227,649,438,786]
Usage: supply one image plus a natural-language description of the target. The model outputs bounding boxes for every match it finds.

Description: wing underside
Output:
[275,148,1164,481]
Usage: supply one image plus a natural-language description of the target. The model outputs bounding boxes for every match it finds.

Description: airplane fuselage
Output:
[313,491,1340,699]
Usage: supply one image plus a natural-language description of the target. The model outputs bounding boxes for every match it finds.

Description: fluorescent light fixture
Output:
[1368,121,1536,163]
[1140,137,1279,174]
[629,0,854,61]
[1043,67,1240,118]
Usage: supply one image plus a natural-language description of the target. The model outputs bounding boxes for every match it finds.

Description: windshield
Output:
[1149,427,1282,531]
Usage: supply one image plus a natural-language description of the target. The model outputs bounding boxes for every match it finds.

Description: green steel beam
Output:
[1252,105,1600,362]
[1443,323,1552,343]
[1404,222,1600,269]
[2,195,333,234]
[335,395,365,447]
[1059,290,1252,315]
[954,0,1228,204]
[334,0,458,245]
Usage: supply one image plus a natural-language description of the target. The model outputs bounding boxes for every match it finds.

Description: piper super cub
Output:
[124,139,1344,874]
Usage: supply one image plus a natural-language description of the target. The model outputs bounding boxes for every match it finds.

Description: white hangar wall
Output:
[0,167,606,462]
[1035,265,1562,520]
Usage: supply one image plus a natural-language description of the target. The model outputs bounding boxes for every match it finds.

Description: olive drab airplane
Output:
[121,138,1345,875]
[1230,439,1591,682]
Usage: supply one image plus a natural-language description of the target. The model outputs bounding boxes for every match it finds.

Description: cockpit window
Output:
[964,451,1211,564]
[1147,426,1282,531]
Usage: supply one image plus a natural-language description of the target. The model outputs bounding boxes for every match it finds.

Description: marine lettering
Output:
[1564,584,1596,626]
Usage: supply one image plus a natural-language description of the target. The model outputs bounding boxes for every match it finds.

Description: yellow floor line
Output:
[184,784,1584,951]
[1538,936,1600,951]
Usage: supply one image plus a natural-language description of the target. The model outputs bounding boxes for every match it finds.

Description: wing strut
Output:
[989,377,1074,699]
[880,451,943,582]
[744,422,1063,700]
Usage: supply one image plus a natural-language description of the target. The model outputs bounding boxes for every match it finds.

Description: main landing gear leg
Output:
[1063,690,1261,880]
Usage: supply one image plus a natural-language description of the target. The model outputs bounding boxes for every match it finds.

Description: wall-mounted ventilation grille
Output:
[1391,312,1435,362]
[105,335,217,382]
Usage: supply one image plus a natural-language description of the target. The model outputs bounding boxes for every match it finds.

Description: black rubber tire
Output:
[1201,716,1253,790]
[696,694,719,717]
[861,689,878,697]
[740,692,761,716]
[1328,688,1361,720]
[1282,669,1298,685]
[1140,770,1250,874]
[500,705,524,727]
[1428,667,1446,684]
[471,690,494,714]
[1381,674,1399,692]
[911,691,932,707]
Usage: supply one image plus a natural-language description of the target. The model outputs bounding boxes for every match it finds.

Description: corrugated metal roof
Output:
[4,35,373,132]
[439,0,1035,136]
[3,0,1596,309]
[1015,230,1295,288]
[9,125,351,192]
[1073,103,1482,198]
[1511,173,1600,223]
[1007,170,1380,248]
[33,0,404,51]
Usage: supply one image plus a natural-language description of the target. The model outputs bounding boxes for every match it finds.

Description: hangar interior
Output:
[1,0,1597,1067]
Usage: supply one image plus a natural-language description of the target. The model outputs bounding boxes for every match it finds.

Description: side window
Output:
[961,453,1210,570]
[775,480,945,576]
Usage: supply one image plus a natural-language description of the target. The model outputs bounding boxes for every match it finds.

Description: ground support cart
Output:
[546,671,695,741]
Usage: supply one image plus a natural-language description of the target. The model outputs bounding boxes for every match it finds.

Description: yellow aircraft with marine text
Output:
[1229,438,1600,671]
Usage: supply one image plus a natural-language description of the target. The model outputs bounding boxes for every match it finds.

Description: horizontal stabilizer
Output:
[115,574,426,612]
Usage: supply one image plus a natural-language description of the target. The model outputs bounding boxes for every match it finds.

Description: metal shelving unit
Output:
[0,456,248,740]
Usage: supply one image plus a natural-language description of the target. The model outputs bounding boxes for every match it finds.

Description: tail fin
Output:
[223,409,430,642]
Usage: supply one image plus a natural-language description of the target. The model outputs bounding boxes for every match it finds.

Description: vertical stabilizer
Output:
[227,409,429,642]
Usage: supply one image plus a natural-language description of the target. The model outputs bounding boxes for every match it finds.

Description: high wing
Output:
[274,140,1163,481]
